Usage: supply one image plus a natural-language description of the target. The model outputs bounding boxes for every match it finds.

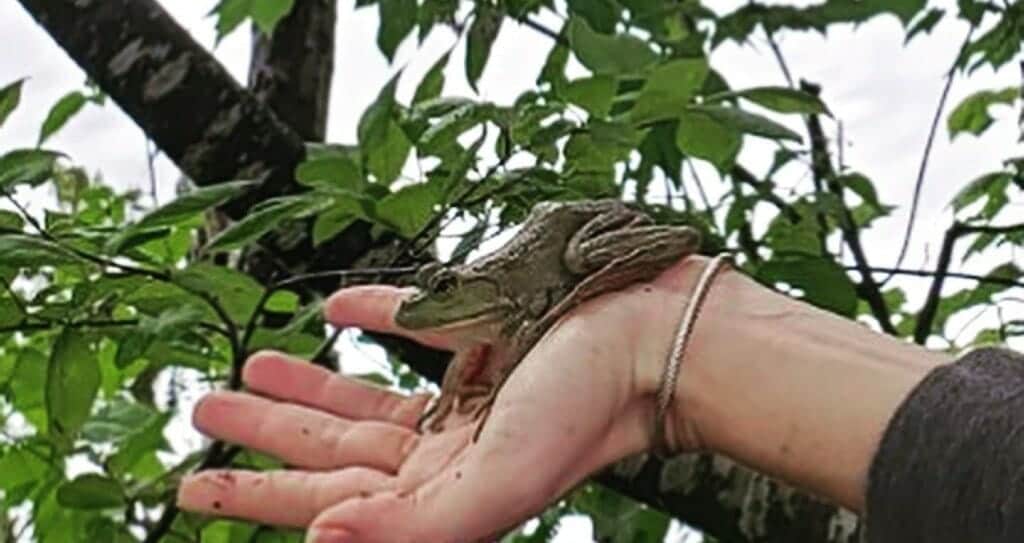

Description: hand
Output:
[176,258,707,543]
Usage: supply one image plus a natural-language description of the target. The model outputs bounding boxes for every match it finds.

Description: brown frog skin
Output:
[395,199,702,436]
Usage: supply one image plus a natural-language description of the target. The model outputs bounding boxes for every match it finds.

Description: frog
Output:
[395,199,702,436]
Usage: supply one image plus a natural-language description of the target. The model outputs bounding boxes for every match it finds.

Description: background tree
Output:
[0,0,1022,541]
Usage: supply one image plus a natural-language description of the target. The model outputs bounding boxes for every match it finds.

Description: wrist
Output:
[653,264,949,510]
[630,255,732,453]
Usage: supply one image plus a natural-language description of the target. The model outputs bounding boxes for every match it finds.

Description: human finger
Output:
[177,468,392,528]
[243,351,429,428]
[193,391,418,473]
[324,285,456,350]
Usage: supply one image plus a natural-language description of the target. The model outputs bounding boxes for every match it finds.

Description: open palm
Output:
[177,260,698,542]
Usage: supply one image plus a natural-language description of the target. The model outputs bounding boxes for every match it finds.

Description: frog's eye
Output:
[415,262,443,287]
[430,272,459,295]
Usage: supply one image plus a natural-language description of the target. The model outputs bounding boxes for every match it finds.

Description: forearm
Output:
[650,263,951,512]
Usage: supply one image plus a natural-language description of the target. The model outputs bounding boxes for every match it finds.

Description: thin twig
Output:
[5,193,171,281]
[730,165,801,222]
[800,81,897,334]
[311,328,342,370]
[846,266,1024,288]
[764,30,795,87]
[145,137,159,206]
[882,27,975,287]
[517,16,565,45]
[913,223,963,344]
[686,160,716,226]
[0,318,139,335]
[273,266,418,291]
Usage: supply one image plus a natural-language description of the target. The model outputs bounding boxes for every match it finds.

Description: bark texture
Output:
[249,0,337,142]
[16,1,865,540]
[18,0,304,216]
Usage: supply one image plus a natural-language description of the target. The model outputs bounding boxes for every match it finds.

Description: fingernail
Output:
[307,527,354,543]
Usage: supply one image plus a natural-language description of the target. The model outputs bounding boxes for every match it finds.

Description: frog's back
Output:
[468,200,623,275]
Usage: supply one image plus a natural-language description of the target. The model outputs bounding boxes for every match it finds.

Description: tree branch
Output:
[851,265,1024,289]
[913,223,962,344]
[911,220,1024,344]
[800,81,897,335]
[16,0,306,217]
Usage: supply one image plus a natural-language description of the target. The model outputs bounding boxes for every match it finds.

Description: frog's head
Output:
[395,262,515,333]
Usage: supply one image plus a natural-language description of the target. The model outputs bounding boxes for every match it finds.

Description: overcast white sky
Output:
[2,0,1023,541]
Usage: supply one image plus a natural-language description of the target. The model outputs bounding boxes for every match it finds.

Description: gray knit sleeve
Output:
[866,346,1024,542]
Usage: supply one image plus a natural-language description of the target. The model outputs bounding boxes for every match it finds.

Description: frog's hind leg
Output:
[468,385,500,443]
[540,232,701,336]
[419,344,490,433]
[565,208,652,274]
[575,225,699,273]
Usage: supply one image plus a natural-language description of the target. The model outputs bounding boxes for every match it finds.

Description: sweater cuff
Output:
[865,346,1024,542]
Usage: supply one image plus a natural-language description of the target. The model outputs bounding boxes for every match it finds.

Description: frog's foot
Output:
[469,395,496,443]
[565,207,651,274]
[454,384,494,415]
[419,345,493,433]
[418,395,455,433]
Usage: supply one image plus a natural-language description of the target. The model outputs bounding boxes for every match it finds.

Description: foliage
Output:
[2,0,1023,541]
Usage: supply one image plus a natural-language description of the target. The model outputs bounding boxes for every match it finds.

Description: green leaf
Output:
[418,102,491,156]
[538,40,569,92]
[0,234,83,267]
[932,262,1022,333]
[82,399,159,443]
[0,148,62,191]
[757,256,858,317]
[38,91,87,146]
[266,290,300,312]
[0,296,22,328]
[675,109,741,171]
[108,412,172,477]
[117,305,207,367]
[708,86,831,116]
[250,0,295,35]
[567,17,658,76]
[312,206,357,246]
[375,182,443,237]
[56,474,124,510]
[764,204,824,256]
[414,51,450,105]
[950,171,1011,212]
[10,349,47,430]
[0,78,25,129]
[132,180,257,230]
[837,172,883,210]
[358,72,411,183]
[905,7,944,43]
[0,444,52,493]
[567,0,619,33]
[212,0,250,41]
[690,105,803,142]
[205,195,324,253]
[629,58,709,124]
[948,87,1018,139]
[104,226,173,255]
[46,329,100,449]
[563,75,617,117]
[466,4,503,91]
[296,144,364,192]
[0,209,23,232]
[172,263,265,324]
[377,0,417,61]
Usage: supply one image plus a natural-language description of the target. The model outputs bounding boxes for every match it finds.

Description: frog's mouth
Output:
[395,272,516,333]
[395,297,514,333]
